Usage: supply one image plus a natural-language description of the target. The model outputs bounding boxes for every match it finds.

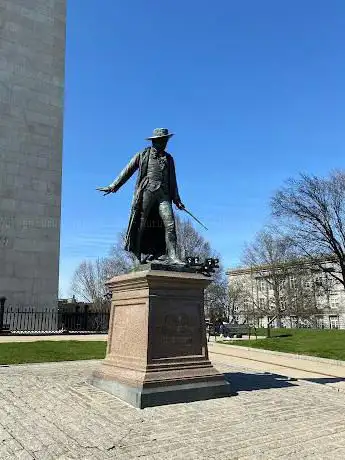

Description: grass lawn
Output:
[0,341,107,365]
[2,330,345,364]
[221,328,345,361]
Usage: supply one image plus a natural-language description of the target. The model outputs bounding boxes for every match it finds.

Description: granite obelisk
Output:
[0,0,65,317]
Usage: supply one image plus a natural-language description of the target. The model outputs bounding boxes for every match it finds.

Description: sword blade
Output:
[182,208,208,230]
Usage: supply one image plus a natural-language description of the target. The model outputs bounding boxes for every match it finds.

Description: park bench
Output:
[223,324,251,338]
[206,323,252,341]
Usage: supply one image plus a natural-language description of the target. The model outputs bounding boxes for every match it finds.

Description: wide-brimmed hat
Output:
[146,128,174,140]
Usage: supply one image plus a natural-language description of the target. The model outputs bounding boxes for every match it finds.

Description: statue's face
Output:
[152,137,168,151]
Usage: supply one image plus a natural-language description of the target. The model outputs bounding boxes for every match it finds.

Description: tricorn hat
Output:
[146,128,174,140]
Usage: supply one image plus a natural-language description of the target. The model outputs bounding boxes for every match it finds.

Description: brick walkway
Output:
[1,359,345,459]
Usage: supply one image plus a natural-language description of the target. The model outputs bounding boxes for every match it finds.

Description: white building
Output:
[227,260,345,329]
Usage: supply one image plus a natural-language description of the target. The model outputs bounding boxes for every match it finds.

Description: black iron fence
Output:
[59,309,110,333]
[1,305,110,334]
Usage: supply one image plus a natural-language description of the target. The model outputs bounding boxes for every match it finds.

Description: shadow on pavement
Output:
[224,371,298,395]
[303,377,345,385]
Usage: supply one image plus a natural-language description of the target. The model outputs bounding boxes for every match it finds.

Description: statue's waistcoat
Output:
[146,151,169,193]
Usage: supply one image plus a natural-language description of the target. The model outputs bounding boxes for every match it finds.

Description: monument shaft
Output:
[0,0,65,311]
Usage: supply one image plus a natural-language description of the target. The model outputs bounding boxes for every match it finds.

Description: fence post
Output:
[83,304,89,330]
[0,297,7,332]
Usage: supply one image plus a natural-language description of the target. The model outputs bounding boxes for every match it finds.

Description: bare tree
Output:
[71,217,225,315]
[242,230,327,331]
[282,265,320,327]
[313,267,338,309]
[175,215,228,318]
[242,229,296,327]
[239,288,265,328]
[237,273,277,335]
[175,215,212,261]
[108,230,139,275]
[227,279,249,323]
[271,171,345,289]
[70,258,112,310]
[71,231,139,307]
[204,276,229,321]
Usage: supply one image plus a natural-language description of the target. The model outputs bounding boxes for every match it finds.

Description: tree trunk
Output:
[340,262,345,291]
[266,325,271,338]
[273,284,282,328]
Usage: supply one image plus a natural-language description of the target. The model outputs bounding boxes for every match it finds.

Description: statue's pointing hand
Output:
[96,186,115,196]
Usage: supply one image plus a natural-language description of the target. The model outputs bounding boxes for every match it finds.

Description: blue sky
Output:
[59,0,345,296]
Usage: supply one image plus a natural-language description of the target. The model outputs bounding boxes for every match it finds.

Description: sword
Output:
[181,207,208,231]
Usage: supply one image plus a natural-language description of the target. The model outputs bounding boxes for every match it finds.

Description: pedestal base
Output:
[91,268,231,408]
[91,374,231,409]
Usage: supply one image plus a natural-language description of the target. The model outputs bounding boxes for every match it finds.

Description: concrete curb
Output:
[209,342,345,379]
[215,343,345,367]
[0,334,108,343]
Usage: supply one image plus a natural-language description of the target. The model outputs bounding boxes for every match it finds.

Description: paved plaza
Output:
[1,356,345,459]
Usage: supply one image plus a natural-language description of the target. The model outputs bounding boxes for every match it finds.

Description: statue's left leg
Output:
[136,190,155,263]
[158,198,185,265]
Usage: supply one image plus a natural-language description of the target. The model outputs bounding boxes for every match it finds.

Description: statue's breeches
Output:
[140,188,175,232]
[136,188,177,258]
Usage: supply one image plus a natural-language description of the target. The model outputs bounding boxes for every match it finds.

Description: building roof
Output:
[226,256,337,276]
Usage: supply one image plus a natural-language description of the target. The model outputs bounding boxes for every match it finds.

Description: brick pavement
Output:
[1,359,345,459]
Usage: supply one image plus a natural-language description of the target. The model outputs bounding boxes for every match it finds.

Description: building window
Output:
[290,316,298,327]
[314,276,324,287]
[258,279,266,292]
[330,299,339,309]
[259,298,266,309]
[280,296,287,307]
[329,316,339,329]
[290,276,296,289]
[316,317,324,329]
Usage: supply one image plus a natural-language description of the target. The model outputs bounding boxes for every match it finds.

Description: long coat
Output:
[109,147,181,259]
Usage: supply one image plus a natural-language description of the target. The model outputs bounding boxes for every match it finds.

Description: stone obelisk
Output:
[0,0,65,321]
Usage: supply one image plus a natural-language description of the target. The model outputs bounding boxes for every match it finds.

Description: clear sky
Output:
[59,0,345,297]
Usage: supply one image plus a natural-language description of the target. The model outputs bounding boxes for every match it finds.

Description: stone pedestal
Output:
[91,268,231,408]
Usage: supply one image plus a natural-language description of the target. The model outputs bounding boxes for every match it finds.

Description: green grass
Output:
[0,341,107,365]
[221,328,345,361]
[2,330,345,365]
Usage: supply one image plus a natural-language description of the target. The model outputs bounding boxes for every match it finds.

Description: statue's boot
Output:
[142,254,155,264]
[166,227,185,266]
[137,217,156,264]
[136,218,145,264]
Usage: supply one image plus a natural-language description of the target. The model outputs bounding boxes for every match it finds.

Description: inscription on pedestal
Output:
[151,300,203,358]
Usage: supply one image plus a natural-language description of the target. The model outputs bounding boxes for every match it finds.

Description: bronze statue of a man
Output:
[98,128,185,265]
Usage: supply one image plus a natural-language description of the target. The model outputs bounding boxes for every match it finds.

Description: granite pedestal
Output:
[91,267,231,408]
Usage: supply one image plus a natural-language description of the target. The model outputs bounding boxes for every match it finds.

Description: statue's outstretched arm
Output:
[97,152,140,196]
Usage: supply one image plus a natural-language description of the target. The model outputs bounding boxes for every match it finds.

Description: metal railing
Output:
[0,301,110,334]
